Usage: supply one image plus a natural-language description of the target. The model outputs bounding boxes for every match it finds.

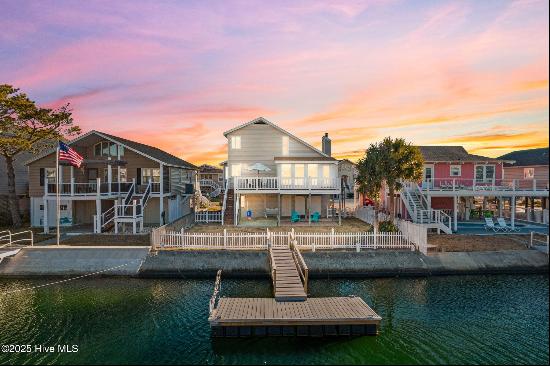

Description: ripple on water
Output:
[0,275,548,365]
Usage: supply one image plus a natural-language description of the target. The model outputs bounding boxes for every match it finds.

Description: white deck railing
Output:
[151,227,414,252]
[234,176,339,191]
[417,178,549,193]
[195,211,222,223]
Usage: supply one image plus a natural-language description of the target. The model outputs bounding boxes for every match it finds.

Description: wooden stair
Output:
[223,188,234,225]
[270,247,307,302]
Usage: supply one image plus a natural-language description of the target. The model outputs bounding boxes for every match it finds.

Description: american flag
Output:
[58,141,84,168]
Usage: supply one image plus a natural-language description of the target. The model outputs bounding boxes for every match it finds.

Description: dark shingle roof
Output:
[498,147,549,167]
[98,131,197,169]
[199,164,223,173]
[418,146,503,162]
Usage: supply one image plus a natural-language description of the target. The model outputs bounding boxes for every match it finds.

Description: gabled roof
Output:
[223,117,332,159]
[498,147,549,167]
[26,130,197,169]
[418,146,507,163]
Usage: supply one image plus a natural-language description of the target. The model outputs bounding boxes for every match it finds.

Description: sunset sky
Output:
[1,0,548,165]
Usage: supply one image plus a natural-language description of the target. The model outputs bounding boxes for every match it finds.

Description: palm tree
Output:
[356,137,423,219]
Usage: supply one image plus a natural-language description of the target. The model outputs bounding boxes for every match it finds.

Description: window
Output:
[308,164,318,185]
[475,165,495,182]
[94,141,124,157]
[142,168,160,183]
[524,168,535,179]
[450,165,461,177]
[231,164,241,177]
[60,204,68,211]
[281,164,291,178]
[282,136,289,156]
[231,136,241,149]
[322,165,330,178]
[45,168,56,183]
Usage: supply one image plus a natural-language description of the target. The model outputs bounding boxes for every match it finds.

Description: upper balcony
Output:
[233,176,340,193]
[44,178,164,198]
[412,178,549,196]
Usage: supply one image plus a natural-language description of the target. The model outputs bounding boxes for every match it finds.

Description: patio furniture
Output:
[484,217,502,232]
[265,208,279,218]
[496,217,520,232]
[311,211,320,223]
[291,211,300,223]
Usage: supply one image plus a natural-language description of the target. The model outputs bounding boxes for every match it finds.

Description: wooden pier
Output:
[208,243,382,337]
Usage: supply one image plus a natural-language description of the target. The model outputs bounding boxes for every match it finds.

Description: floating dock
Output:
[209,296,381,337]
[208,242,382,337]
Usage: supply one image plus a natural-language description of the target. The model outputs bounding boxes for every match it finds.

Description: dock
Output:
[209,297,381,337]
[208,241,382,337]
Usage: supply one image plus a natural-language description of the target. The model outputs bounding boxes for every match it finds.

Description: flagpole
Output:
[56,141,60,246]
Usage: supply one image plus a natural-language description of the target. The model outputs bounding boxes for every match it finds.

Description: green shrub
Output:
[378,220,398,232]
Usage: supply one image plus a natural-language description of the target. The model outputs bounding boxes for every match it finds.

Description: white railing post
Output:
[374,226,378,249]
[44,178,48,195]
[452,179,456,191]
[97,178,101,197]
[93,214,97,233]
[71,178,75,196]
[133,200,137,218]
[533,179,536,191]
[330,228,335,249]
[512,179,516,191]
[223,228,227,249]
[530,231,534,248]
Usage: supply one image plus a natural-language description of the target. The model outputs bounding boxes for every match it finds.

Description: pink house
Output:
[397,146,547,233]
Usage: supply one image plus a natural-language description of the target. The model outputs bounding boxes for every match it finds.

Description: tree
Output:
[0,84,80,228]
[356,137,423,219]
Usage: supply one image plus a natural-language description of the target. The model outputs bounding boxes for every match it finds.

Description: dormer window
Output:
[231,136,241,149]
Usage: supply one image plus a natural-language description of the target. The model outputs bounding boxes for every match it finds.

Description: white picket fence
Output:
[195,211,222,223]
[151,227,415,252]
[354,206,429,255]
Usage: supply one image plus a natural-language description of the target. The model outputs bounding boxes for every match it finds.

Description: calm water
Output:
[0,275,548,365]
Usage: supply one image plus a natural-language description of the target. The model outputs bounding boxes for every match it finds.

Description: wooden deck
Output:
[209,296,381,337]
[269,247,307,301]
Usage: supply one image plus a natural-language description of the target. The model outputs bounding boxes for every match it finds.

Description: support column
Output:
[43,197,49,234]
[453,195,458,232]
[95,199,101,233]
[107,163,112,195]
[308,193,312,225]
[498,197,503,217]
[159,163,164,225]
[511,196,516,229]
[278,193,281,226]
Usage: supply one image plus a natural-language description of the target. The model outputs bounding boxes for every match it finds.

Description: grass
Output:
[428,233,529,252]
[187,218,373,233]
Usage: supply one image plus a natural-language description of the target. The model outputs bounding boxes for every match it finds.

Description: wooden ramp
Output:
[209,296,381,337]
[269,247,307,301]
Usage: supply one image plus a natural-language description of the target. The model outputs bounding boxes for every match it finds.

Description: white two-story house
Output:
[221,117,341,225]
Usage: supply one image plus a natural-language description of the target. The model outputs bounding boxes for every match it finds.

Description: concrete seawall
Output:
[0,247,547,278]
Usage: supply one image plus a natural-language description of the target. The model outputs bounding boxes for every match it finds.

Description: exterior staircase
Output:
[221,178,234,225]
[401,183,453,234]
[200,179,222,198]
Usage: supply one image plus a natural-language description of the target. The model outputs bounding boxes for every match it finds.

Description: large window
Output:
[282,136,289,156]
[524,168,535,179]
[231,136,241,149]
[94,141,123,157]
[308,164,318,185]
[142,168,160,183]
[475,165,495,183]
[294,164,305,186]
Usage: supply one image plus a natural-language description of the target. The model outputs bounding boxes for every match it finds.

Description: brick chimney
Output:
[322,132,331,156]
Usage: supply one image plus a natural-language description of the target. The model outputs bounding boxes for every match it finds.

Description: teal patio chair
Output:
[291,211,300,222]
[311,211,320,223]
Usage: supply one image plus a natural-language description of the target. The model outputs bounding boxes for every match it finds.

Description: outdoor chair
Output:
[496,217,520,232]
[484,217,502,232]
[311,211,320,223]
[291,211,300,222]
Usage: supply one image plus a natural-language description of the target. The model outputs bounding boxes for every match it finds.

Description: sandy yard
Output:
[428,234,529,252]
